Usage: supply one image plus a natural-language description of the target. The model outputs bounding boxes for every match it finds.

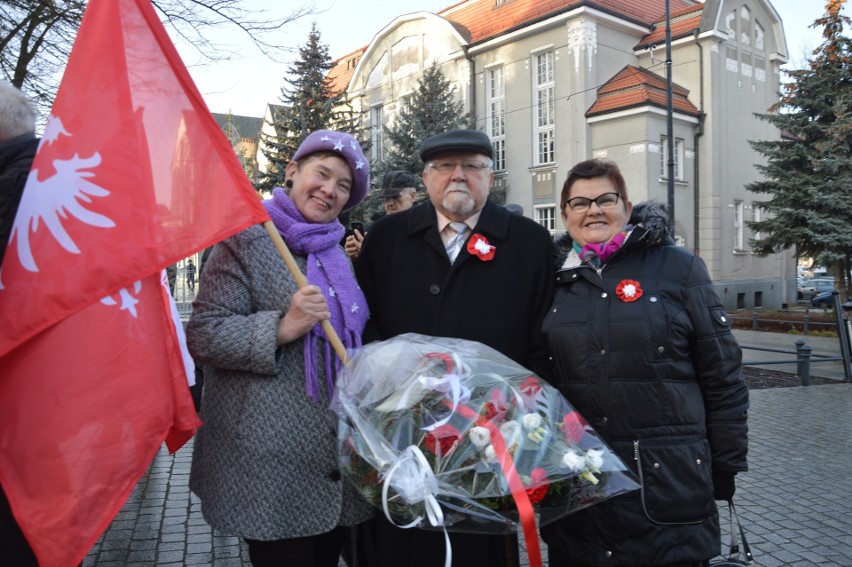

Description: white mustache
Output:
[446,182,471,194]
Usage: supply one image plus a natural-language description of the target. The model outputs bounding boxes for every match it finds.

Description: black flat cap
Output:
[420,129,494,161]
[378,170,417,197]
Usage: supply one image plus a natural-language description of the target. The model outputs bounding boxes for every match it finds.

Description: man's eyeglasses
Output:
[426,161,490,174]
[564,192,621,213]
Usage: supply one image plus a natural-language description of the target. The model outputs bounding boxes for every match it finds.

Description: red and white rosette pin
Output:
[615,279,643,302]
[466,233,496,261]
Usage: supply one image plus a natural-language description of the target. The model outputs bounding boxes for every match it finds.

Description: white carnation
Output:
[469,426,491,449]
[484,445,498,464]
[562,450,586,472]
[522,413,542,430]
[586,448,604,469]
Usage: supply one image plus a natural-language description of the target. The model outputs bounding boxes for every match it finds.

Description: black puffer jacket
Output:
[541,202,749,566]
[0,133,38,267]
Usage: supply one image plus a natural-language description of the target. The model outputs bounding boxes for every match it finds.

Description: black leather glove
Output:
[712,471,736,501]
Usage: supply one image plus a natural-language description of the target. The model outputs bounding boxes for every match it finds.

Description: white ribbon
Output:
[419,352,471,432]
[382,445,452,567]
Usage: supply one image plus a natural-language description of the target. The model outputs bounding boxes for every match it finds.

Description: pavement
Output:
[83,329,852,566]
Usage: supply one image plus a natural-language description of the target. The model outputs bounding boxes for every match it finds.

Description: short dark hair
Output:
[560,159,628,210]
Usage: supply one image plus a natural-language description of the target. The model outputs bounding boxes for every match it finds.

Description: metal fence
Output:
[736,292,852,383]
[727,311,839,335]
[740,339,847,386]
[172,257,197,320]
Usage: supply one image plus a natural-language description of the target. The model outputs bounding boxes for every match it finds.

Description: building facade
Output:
[212,112,263,185]
[323,0,795,310]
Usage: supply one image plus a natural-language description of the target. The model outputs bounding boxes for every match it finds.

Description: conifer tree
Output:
[747,0,852,291]
[351,61,472,222]
[258,24,358,192]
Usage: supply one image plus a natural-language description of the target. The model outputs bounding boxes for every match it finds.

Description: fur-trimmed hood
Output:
[553,200,671,269]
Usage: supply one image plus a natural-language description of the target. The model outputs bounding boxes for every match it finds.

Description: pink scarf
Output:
[576,226,632,267]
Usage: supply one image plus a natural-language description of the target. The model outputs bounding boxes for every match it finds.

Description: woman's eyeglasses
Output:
[564,192,621,213]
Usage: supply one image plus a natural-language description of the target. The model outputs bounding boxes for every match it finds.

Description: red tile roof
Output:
[635,3,704,50]
[328,0,699,93]
[586,65,699,117]
[440,0,696,45]
[328,47,367,95]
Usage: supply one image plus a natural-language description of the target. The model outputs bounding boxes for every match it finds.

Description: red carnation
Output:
[520,376,542,396]
[525,468,550,504]
[562,411,586,443]
[480,389,508,424]
[424,424,462,456]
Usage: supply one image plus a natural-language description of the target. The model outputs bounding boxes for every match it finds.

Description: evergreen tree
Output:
[350,61,473,222]
[747,0,852,292]
[258,23,358,193]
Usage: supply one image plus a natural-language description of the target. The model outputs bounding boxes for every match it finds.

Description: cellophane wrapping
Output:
[333,333,639,533]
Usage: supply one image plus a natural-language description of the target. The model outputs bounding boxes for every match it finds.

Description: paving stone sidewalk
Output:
[83,381,852,566]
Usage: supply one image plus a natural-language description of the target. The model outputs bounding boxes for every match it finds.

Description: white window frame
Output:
[533,51,555,165]
[752,203,763,242]
[370,105,384,162]
[534,205,557,234]
[733,200,744,251]
[487,66,506,171]
[660,136,684,180]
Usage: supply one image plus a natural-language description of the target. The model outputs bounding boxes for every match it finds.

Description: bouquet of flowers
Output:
[333,333,639,537]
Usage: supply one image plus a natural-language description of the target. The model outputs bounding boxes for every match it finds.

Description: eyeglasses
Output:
[564,192,621,213]
[426,161,490,174]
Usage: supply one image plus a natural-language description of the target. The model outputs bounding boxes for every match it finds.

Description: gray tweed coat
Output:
[186,224,373,540]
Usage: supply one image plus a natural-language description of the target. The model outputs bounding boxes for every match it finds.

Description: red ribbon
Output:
[445,400,543,567]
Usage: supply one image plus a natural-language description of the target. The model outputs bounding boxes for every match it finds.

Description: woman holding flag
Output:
[186,130,372,567]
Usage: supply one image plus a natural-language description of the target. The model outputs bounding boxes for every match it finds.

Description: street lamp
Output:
[665,0,675,232]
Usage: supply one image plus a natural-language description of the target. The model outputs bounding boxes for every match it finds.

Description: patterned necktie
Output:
[445,222,469,264]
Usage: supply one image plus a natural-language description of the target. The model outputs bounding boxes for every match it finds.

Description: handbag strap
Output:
[724,499,754,564]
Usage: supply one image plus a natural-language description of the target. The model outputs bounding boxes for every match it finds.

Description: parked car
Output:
[800,278,836,301]
[810,290,837,309]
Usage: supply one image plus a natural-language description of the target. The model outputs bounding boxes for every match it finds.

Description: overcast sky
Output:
[178,0,833,117]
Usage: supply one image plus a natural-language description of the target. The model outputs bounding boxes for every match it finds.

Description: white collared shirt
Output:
[436,210,483,247]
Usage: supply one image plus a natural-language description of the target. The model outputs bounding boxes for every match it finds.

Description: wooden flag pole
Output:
[263,220,351,365]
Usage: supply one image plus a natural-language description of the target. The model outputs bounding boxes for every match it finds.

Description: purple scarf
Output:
[576,225,632,268]
[263,188,369,402]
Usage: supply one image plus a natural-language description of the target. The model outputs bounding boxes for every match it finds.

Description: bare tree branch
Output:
[1,0,315,112]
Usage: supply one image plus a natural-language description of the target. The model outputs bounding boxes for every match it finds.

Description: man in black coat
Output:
[352,130,555,567]
[0,82,39,269]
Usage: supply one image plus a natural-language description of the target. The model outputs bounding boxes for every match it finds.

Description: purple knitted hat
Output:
[292,130,370,211]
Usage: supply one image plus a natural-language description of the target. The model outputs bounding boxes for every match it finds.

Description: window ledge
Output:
[529,164,556,173]
[658,177,689,186]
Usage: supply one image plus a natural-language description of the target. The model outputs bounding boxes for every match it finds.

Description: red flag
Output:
[0,0,271,564]
[0,0,269,357]
[0,272,200,567]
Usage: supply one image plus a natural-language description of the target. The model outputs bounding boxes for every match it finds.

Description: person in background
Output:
[504,203,523,216]
[0,80,41,567]
[0,81,39,269]
[186,130,373,567]
[344,170,417,260]
[352,129,555,567]
[541,158,749,566]
[185,258,196,292]
[165,264,177,295]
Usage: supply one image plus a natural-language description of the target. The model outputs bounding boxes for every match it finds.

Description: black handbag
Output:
[710,500,754,566]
